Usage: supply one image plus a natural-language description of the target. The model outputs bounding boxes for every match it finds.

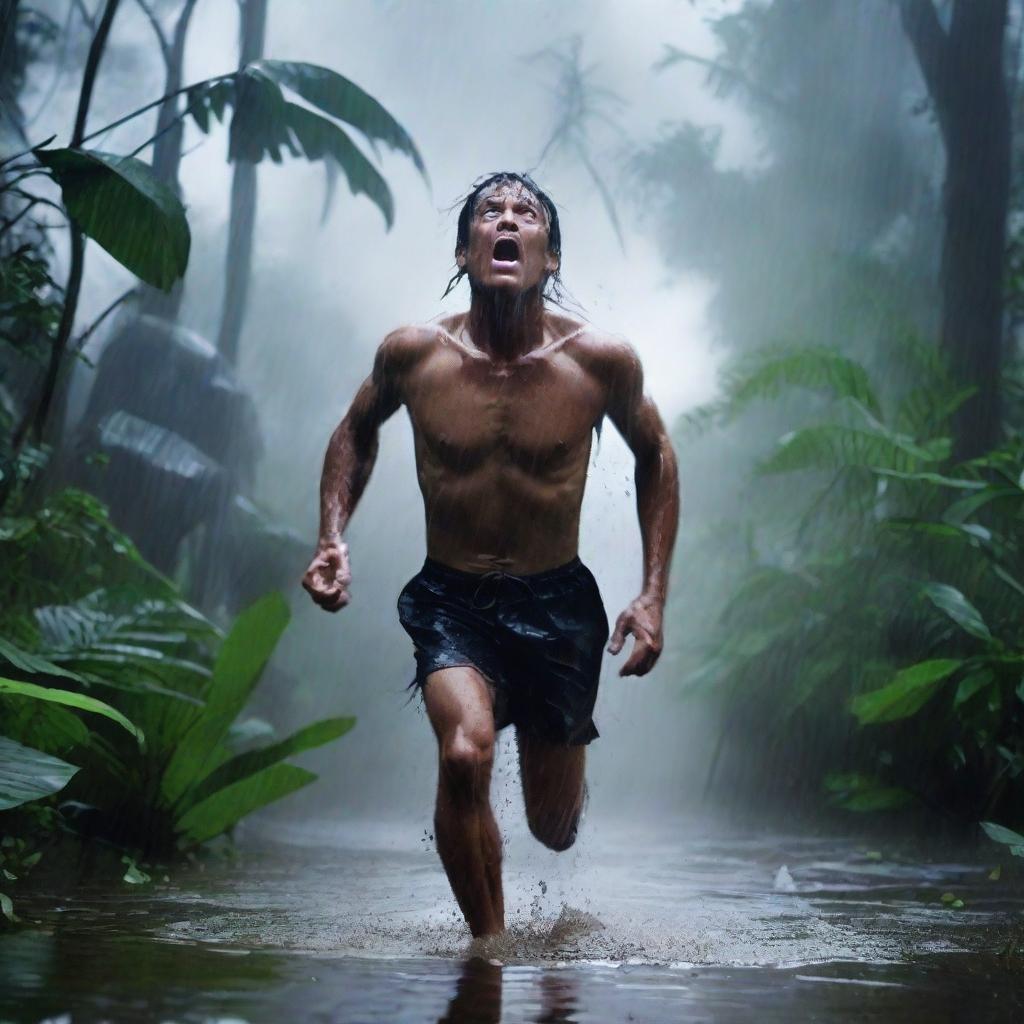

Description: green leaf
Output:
[184,715,355,809]
[823,772,913,811]
[0,696,90,753]
[955,670,994,708]
[228,65,293,163]
[980,821,1024,856]
[883,518,965,541]
[993,564,1024,601]
[922,583,992,643]
[284,103,394,227]
[161,593,290,805]
[871,468,986,490]
[0,736,79,811]
[0,677,144,745]
[724,346,881,417]
[759,424,947,476]
[254,60,426,177]
[0,637,86,682]
[944,485,1022,524]
[176,763,316,845]
[0,891,19,924]
[121,856,151,885]
[34,148,190,291]
[851,659,963,724]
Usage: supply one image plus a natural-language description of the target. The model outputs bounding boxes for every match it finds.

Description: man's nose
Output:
[496,206,518,232]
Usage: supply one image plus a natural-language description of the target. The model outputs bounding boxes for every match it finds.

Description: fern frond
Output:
[721,346,882,419]
[759,424,949,476]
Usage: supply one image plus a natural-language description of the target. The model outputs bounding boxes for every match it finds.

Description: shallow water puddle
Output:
[2,820,1023,1022]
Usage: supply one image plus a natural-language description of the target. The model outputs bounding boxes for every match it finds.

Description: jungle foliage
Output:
[645,0,1024,853]
[681,345,1024,835]
[0,0,430,921]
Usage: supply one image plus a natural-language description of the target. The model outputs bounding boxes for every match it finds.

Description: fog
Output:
[29,0,764,821]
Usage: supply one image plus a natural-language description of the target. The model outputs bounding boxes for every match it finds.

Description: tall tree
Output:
[900,0,1011,459]
[216,0,266,364]
[137,0,201,322]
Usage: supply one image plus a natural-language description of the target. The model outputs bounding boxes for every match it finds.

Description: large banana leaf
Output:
[161,592,290,805]
[0,677,144,745]
[0,736,79,811]
[284,103,394,226]
[183,715,355,809]
[34,148,190,291]
[254,60,426,176]
[175,763,315,845]
[186,60,426,226]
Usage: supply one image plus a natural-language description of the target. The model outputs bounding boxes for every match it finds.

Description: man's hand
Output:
[607,594,663,677]
[302,540,352,612]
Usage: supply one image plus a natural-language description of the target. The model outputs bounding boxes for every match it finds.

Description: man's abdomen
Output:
[420,462,588,575]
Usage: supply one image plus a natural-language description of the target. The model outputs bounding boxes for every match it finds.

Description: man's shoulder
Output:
[554,317,640,380]
[376,322,449,370]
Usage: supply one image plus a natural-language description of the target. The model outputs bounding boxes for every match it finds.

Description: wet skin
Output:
[303,182,680,937]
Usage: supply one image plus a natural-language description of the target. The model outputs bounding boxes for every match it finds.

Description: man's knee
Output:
[439,728,494,802]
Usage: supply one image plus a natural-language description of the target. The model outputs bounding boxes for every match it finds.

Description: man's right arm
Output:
[302,329,413,611]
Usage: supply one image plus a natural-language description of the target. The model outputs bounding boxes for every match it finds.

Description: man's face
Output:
[457,182,559,294]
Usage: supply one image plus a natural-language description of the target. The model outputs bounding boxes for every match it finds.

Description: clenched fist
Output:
[302,540,352,612]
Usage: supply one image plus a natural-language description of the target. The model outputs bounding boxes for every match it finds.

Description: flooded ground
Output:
[2,817,1023,1022]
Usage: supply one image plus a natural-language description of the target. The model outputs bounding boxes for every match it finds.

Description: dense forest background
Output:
[4,0,1024,922]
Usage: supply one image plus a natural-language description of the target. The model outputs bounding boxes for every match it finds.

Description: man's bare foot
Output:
[467,929,511,964]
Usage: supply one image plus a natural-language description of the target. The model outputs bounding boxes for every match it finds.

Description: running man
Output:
[303,172,680,938]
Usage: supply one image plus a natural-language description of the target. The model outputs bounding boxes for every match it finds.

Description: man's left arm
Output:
[605,341,681,677]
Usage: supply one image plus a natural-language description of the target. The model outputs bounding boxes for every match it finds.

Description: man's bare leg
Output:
[517,731,586,852]
[424,666,504,937]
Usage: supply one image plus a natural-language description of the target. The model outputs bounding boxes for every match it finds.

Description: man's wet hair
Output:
[442,172,565,304]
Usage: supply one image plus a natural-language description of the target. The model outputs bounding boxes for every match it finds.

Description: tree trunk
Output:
[216,0,267,366]
[23,0,121,445]
[901,0,1011,460]
[0,0,20,94]
[139,0,200,322]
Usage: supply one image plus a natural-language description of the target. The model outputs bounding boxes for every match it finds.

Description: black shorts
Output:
[397,557,609,746]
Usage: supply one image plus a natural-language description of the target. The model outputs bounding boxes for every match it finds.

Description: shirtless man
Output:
[302,172,679,939]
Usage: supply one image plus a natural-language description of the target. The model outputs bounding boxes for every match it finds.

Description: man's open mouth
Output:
[493,237,521,263]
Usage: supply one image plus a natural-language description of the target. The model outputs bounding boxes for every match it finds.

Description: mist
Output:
[42,0,752,822]
[5,1,1024,1019]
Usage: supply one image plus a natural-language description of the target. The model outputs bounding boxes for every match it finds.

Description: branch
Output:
[134,0,170,64]
[72,0,97,30]
[10,189,66,217]
[25,0,121,446]
[71,0,122,146]
[78,72,230,145]
[655,45,788,113]
[0,136,56,170]
[71,286,137,356]
[899,0,952,135]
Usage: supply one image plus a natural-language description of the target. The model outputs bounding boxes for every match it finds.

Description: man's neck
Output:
[467,285,546,361]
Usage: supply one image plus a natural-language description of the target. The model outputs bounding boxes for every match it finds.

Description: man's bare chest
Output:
[405,353,605,474]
